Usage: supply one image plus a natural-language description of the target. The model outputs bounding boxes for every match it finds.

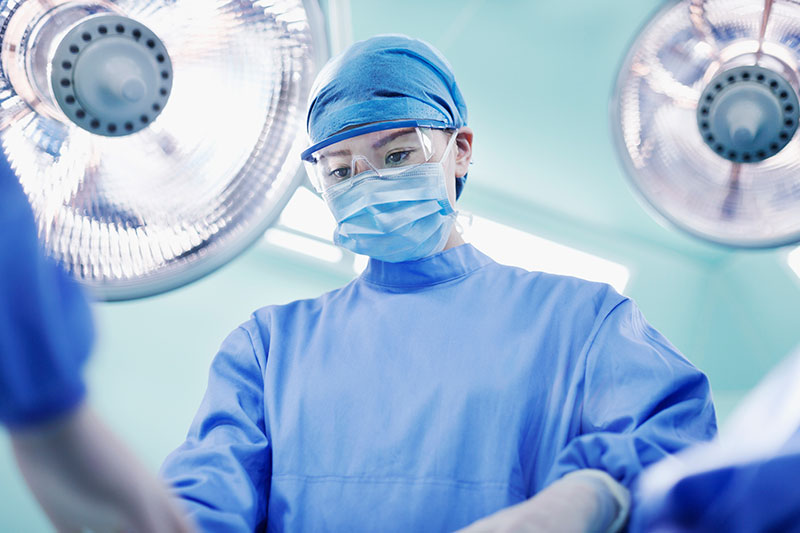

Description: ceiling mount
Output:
[51,15,174,137]
[697,65,798,164]
[612,0,800,248]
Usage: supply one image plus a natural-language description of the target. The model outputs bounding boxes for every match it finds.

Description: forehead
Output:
[316,127,420,158]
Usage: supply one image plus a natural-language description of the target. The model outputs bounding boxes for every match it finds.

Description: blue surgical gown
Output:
[160,244,716,532]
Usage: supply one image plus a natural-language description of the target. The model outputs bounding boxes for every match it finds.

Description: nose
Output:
[353,159,372,176]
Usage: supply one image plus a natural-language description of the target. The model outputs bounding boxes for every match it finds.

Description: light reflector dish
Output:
[0,0,325,300]
[612,0,800,248]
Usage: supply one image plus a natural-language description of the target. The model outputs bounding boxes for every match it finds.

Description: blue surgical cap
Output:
[304,34,469,198]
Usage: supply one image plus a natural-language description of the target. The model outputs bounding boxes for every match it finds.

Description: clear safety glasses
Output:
[303,126,455,193]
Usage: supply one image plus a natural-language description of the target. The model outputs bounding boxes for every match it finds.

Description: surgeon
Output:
[157,35,717,531]
[0,35,717,533]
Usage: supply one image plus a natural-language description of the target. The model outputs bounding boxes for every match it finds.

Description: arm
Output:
[631,438,800,533]
[544,299,717,489]
[460,298,716,532]
[630,346,800,532]
[159,324,271,531]
[0,154,192,532]
[12,404,194,532]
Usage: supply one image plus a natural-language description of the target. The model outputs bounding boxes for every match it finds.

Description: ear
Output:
[454,127,473,178]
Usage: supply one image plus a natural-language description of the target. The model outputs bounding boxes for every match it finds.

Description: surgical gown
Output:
[160,244,716,532]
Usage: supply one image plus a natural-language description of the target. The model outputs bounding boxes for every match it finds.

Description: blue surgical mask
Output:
[323,145,457,263]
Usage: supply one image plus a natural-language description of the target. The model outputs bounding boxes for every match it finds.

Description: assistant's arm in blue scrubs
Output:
[0,149,192,533]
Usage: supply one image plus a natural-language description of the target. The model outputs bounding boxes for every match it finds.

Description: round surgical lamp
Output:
[0,0,328,300]
[612,0,800,248]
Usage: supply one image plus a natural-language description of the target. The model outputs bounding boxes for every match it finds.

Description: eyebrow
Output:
[318,128,417,160]
[372,128,416,149]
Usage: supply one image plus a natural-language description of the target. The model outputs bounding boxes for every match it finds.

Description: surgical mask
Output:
[323,132,458,263]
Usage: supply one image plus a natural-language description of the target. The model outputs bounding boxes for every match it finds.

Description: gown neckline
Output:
[360,243,493,288]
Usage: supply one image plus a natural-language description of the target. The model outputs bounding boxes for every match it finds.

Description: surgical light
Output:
[0,0,327,300]
[612,0,800,248]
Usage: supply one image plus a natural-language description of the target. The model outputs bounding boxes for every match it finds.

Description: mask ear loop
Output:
[454,211,472,236]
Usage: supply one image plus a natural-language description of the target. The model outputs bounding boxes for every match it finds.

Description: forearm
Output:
[458,469,630,533]
[11,402,194,533]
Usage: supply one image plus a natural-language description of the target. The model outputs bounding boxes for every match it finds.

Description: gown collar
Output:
[361,243,493,288]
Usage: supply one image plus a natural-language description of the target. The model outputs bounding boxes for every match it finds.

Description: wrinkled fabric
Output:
[161,244,716,532]
[630,346,800,532]
[305,34,469,199]
[0,152,94,428]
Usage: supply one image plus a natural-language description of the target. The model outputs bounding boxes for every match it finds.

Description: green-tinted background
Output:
[2,0,799,529]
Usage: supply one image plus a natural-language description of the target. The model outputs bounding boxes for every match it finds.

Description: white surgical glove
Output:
[12,404,195,533]
[456,469,630,533]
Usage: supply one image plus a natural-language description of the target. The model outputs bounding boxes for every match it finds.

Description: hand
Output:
[13,404,197,532]
[1,156,194,533]
[0,152,94,427]
[456,470,629,533]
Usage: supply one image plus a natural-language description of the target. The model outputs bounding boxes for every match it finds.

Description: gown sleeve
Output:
[159,323,270,532]
[544,298,717,490]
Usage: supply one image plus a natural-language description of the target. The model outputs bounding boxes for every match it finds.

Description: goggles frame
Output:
[303,121,457,193]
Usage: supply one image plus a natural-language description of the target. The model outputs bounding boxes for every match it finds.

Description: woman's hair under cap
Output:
[305,34,469,197]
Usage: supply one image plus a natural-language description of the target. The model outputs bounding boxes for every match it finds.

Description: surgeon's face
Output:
[309,125,474,208]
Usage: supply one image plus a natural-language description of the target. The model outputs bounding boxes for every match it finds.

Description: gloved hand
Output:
[0,152,94,428]
[456,469,630,533]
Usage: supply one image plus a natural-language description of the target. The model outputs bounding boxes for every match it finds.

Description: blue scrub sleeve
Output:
[631,428,800,532]
[544,299,717,490]
[160,324,270,532]
[0,155,94,428]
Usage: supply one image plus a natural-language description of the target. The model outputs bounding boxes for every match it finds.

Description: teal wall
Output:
[3,0,800,530]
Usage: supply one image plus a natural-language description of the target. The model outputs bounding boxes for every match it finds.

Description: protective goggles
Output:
[301,121,456,193]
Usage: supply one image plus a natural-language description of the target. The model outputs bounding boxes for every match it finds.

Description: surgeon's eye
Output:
[329,167,351,180]
[385,150,413,166]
